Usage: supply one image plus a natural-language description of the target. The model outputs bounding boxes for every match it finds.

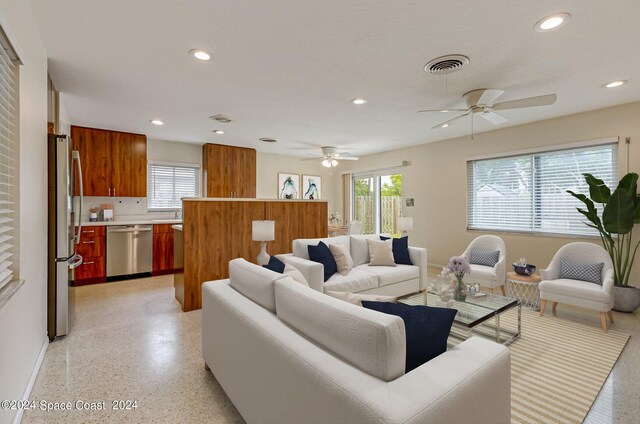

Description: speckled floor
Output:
[23,272,639,423]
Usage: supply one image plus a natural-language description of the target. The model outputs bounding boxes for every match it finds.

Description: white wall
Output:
[339,101,640,284]
[147,138,202,166]
[0,1,49,423]
[257,152,340,213]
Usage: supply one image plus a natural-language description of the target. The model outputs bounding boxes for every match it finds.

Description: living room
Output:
[1,1,639,423]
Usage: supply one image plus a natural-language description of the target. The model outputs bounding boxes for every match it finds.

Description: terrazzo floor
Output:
[23,272,640,423]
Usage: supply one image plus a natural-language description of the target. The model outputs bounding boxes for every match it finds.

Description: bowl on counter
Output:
[513,263,536,276]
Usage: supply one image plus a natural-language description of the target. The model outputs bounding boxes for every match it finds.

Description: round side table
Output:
[506,271,542,310]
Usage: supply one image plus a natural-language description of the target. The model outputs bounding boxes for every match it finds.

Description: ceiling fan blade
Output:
[476,89,505,105]
[480,110,509,125]
[417,108,468,113]
[337,156,359,161]
[493,94,557,111]
[431,111,472,130]
[300,156,324,161]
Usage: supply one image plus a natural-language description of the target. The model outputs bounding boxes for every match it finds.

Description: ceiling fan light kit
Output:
[303,146,359,167]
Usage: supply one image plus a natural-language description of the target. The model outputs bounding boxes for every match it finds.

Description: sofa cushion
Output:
[274,278,406,381]
[308,241,338,282]
[328,243,354,275]
[229,258,284,312]
[324,268,379,293]
[349,234,383,267]
[362,301,457,373]
[293,236,350,260]
[356,264,419,287]
[539,278,610,303]
[283,263,309,287]
[380,236,413,265]
[469,249,500,267]
[263,256,285,273]
[559,259,603,285]
[326,290,398,306]
[467,264,497,282]
[367,239,396,266]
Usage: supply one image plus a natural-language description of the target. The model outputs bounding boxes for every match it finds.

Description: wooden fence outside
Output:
[353,195,402,234]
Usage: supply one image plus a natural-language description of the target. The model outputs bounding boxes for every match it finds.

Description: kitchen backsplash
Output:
[75,196,177,222]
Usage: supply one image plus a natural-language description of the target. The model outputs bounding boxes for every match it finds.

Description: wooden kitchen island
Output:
[177,198,328,311]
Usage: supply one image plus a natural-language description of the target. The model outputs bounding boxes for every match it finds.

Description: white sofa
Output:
[202,258,512,424]
[278,235,428,296]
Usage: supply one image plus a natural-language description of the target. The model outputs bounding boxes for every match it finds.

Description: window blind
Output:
[0,29,19,291]
[467,143,618,236]
[148,162,200,210]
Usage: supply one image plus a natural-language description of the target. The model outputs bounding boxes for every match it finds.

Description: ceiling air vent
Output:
[259,137,277,143]
[424,54,470,74]
[209,114,232,123]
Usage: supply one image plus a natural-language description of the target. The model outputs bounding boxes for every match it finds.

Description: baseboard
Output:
[12,336,48,424]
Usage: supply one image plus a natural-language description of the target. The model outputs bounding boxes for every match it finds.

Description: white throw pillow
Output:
[328,243,354,275]
[366,239,396,266]
[283,263,309,287]
[326,290,398,307]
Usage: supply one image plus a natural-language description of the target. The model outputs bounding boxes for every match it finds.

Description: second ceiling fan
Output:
[419,88,557,130]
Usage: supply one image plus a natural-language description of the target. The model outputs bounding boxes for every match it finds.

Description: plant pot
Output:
[612,285,640,312]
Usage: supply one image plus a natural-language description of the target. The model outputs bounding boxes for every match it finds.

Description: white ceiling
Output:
[30,0,640,158]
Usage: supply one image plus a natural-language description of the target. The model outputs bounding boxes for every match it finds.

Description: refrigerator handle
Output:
[72,151,84,245]
[69,254,83,269]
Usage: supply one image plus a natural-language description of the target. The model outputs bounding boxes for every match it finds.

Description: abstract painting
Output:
[278,173,299,199]
[302,175,321,200]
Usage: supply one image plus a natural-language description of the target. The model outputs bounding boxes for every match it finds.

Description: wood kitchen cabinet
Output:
[202,143,256,198]
[74,226,106,285]
[71,126,147,197]
[152,224,174,275]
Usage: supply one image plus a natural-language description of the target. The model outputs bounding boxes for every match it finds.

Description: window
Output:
[147,162,200,210]
[352,171,403,235]
[467,141,618,236]
[0,27,20,291]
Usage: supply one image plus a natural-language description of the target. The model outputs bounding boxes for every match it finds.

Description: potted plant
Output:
[567,172,640,312]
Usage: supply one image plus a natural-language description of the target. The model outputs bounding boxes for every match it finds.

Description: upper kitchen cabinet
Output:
[203,143,256,198]
[72,126,147,197]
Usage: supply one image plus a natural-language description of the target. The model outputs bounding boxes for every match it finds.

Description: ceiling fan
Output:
[418,88,557,130]
[301,146,359,168]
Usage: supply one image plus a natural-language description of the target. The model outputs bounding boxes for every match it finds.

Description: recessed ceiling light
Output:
[150,119,164,126]
[259,137,278,143]
[189,49,211,61]
[441,110,449,113]
[534,13,571,32]
[352,98,367,105]
[213,130,225,134]
[603,80,627,88]
[441,124,449,128]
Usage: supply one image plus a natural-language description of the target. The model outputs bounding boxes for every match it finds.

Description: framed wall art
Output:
[277,173,300,199]
[302,175,321,200]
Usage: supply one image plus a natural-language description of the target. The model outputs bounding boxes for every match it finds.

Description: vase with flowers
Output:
[447,256,471,301]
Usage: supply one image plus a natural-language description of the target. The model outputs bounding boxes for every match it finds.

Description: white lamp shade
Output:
[398,216,413,232]
[252,220,275,241]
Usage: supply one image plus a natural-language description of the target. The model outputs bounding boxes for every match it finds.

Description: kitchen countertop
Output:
[81,219,182,227]
[172,225,182,231]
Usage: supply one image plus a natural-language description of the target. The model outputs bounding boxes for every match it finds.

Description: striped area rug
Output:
[498,309,629,424]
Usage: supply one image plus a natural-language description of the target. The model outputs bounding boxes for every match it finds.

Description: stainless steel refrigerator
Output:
[47,133,84,340]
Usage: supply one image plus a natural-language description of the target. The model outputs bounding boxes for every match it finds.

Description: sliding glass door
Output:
[352,172,402,235]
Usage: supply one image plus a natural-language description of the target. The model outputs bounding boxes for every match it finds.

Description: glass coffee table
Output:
[398,291,521,345]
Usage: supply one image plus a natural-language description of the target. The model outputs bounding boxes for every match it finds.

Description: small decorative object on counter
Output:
[329,212,341,226]
[89,207,99,222]
[512,257,536,276]
[447,256,471,301]
[433,267,454,308]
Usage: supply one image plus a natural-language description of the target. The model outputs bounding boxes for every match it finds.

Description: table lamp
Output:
[252,220,275,265]
[398,216,413,236]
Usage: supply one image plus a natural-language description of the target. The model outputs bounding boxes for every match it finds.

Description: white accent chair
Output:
[461,235,507,295]
[538,242,615,333]
[348,220,362,235]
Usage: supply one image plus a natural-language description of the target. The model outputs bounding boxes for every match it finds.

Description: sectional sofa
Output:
[277,234,428,296]
[202,258,511,424]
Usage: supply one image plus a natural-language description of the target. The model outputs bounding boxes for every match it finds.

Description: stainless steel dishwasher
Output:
[106,225,153,277]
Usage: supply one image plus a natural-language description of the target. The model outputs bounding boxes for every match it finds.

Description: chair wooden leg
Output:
[599,312,608,333]
[539,299,547,316]
[607,310,615,324]
[500,285,506,296]
[488,287,494,294]
[552,302,558,316]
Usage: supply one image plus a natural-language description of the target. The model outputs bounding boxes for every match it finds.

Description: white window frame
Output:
[466,137,619,237]
[147,160,201,211]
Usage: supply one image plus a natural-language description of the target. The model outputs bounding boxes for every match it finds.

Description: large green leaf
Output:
[603,189,635,234]
[584,173,611,203]
[568,190,600,226]
[635,194,640,224]
[617,173,638,196]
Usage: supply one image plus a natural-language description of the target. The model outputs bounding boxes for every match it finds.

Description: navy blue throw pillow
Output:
[362,301,457,372]
[307,241,338,282]
[380,236,413,265]
[262,256,285,273]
